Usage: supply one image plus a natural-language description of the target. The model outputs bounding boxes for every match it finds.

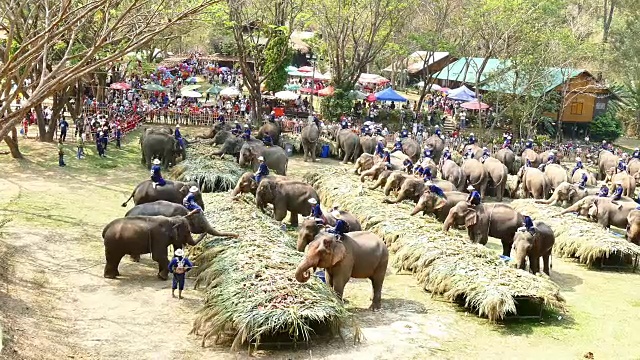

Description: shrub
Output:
[589,110,623,142]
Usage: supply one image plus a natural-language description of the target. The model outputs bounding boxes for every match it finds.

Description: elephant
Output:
[463,144,484,160]
[257,122,281,146]
[461,158,488,198]
[628,159,640,178]
[231,172,286,197]
[383,178,426,204]
[605,171,636,197]
[598,150,618,180]
[495,148,516,174]
[539,150,562,165]
[419,158,439,179]
[140,130,183,169]
[424,134,445,162]
[301,122,320,162]
[353,153,376,175]
[360,162,387,182]
[482,157,508,201]
[571,168,597,186]
[239,142,288,175]
[125,200,238,244]
[544,164,569,190]
[296,216,362,252]
[536,182,600,207]
[439,159,465,191]
[195,122,231,140]
[401,138,421,163]
[515,166,551,199]
[586,197,637,230]
[368,170,394,190]
[443,201,524,256]
[211,130,233,145]
[559,195,634,218]
[383,172,409,196]
[359,136,378,155]
[102,215,196,279]
[335,128,361,163]
[210,136,248,162]
[512,222,555,276]
[410,190,468,222]
[121,180,204,210]
[255,178,319,226]
[625,210,640,245]
[295,231,389,310]
[521,148,540,168]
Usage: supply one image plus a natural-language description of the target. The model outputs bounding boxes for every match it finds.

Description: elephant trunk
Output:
[231,181,242,197]
[443,213,455,232]
[297,231,314,252]
[535,191,556,205]
[410,202,423,216]
[513,243,529,271]
[295,256,317,283]
[559,203,580,215]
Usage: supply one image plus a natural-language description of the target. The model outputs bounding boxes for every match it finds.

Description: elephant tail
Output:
[121,187,136,207]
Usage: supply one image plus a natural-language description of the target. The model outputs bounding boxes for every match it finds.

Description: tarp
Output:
[374,87,407,102]
[447,85,476,101]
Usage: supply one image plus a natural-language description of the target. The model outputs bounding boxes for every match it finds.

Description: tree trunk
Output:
[35,105,47,141]
[3,127,23,159]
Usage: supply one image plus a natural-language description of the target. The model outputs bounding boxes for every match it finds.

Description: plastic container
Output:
[321,144,330,158]
[315,270,326,283]
[284,143,294,157]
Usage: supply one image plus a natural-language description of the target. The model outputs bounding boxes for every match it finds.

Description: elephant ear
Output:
[331,240,347,267]
[588,203,598,218]
[178,184,189,195]
[432,195,447,210]
[464,209,478,227]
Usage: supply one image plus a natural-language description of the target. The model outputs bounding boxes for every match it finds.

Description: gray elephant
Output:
[544,164,569,189]
[360,136,378,155]
[535,182,599,207]
[558,195,634,219]
[462,158,488,198]
[463,144,484,160]
[121,180,204,209]
[140,129,184,169]
[360,162,387,183]
[401,138,421,162]
[297,216,362,251]
[257,122,282,146]
[626,210,640,245]
[512,222,555,276]
[239,142,288,175]
[538,150,562,166]
[586,197,637,230]
[195,122,231,140]
[354,153,377,175]
[482,157,508,201]
[301,122,320,162]
[335,128,361,163]
[211,130,233,145]
[383,178,425,204]
[424,134,445,162]
[383,172,409,196]
[368,170,394,190]
[598,149,618,180]
[210,136,248,162]
[410,190,468,222]
[521,148,540,168]
[102,215,196,279]
[231,171,286,198]
[255,178,319,226]
[295,231,389,310]
[495,148,516,174]
[628,158,640,177]
[515,166,550,199]
[443,201,524,256]
[571,168,597,186]
[605,171,636,196]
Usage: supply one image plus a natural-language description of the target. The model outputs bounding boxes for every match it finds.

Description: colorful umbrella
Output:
[274,90,300,100]
[461,100,490,110]
[318,86,335,97]
[285,84,301,91]
[285,66,298,72]
[204,85,223,95]
[220,87,241,97]
[298,66,314,72]
[348,90,367,100]
[366,93,377,102]
[300,87,318,94]
[141,83,166,91]
[110,82,131,90]
[181,90,202,98]
[181,84,202,92]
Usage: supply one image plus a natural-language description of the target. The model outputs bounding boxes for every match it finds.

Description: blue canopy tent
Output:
[447,85,476,101]
[374,87,407,102]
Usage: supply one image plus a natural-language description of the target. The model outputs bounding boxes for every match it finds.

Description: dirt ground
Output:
[0,127,639,360]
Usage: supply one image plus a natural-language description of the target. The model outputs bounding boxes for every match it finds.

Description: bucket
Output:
[315,270,326,283]
[284,143,294,157]
[321,144,330,158]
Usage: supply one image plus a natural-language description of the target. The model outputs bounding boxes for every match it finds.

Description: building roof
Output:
[433,57,511,83]
[382,51,450,74]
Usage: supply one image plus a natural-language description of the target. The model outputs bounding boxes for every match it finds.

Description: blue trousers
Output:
[172,274,185,290]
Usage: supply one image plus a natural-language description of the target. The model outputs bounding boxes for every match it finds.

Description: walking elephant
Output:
[102,215,196,279]
[121,180,204,210]
[482,157,508,201]
[410,190,468,222]
[257,122,282,146]
[625,210,640,245]
[461,158,488,198]
[515,166,550,199]
[239,142,288,175]
[335,128,361,164]
[401,138,421,162]
[360,136,378,155]
[512,223,555,276]
[255,178,319,226]
[443,201,524,256]
[521,148,540,168]
[544,164,569,190]
[125,201,238,244]
[296,216,362,251]
[140,129,184,169]
[495,148,516,174]
[354,153,377,175]
[295,231,389,310]
[439,160,465,191]
[301,122,320,162]
[571,168,597,186]
[535,182,599,207]
[424,134,445,162]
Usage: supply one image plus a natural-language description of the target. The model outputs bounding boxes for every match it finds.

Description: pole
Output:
[310,60,315,113]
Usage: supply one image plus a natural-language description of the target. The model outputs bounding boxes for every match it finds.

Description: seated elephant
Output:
[125,200,238,245]
[587,197,637,230]
[239,141,288,175]
[536,182,599,207]
[231,172,287,198]
[195,122,231,140]
[424,134,444,163]
[521,148,540,169]
[558,194,634,218]
[255,178,319,226]
[443,201,523,256]
[210,136,248,162]
[512,222,555,276]
[383,171,409,196]
[295,231,389,310]
[121,180,204,210]
[515,166,551,200]
[626,210,640,245]
[359,161,386,182]
[102,215,196,279]
[296,216,362,251]
[368,170,394,190]
[410,190,468,222]
[383,178,425,204]
[354,153,377,176]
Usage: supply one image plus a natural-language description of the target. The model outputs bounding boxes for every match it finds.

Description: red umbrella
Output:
[318,86,334,97]
[110,82,131,90]
[366,93,377,102]
[300,87,318,94]
[461,100,490,110]
[298,66,314,73]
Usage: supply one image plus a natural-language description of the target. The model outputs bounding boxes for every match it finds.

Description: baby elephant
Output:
[512,221,555,275]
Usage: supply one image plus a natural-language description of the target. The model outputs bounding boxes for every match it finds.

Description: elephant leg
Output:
[542,253,551,275]
[104,249,123,279]
[369,178,383,190]
[369,271,385,310]
[290,212,299,227]
[311,144,316,162]
[273,206,288,223]
[501,238,513,257]
[151,249,169,280]
[530,255,540,274]
[331,271,350,301]
[302,143,308,162]
[342,149,349,164]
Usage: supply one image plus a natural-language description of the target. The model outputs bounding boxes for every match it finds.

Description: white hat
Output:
[331,210,341,218]
[235,121,239,124]
[308,198,317,204]
[258,156,264,161]
[396,137,400,141]
[602,140,607,143]
[576,157,581,161]
[635,148,639,151]
[402,126,406,129]
[483,147,487,150]
[435,125,440,128]
[467,185,475,191]
[383,149,389,153]
[176,124,180,128]
[189,186,199,193]
[244,124,249,128]
[619,157,624,161]
[616,180,623,185]
[470,132,475,136]
[153,159,161,165]
[444,147,449,151]
[507,136,512,139]
[425,180,433,185]
[521,211,529,217]
[528,138,533,141]
[174,248,184,257]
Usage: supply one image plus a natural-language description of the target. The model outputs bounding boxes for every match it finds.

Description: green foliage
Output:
[320,89,352,121]
[264,28,292,92]
[589,110,623,142]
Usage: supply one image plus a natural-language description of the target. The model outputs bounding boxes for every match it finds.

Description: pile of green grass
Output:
[170,143,244,192]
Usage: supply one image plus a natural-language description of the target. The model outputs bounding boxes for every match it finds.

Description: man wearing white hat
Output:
[390,137,403,154]
[611,180,624,201]
[182,186,202,215]
[525,138,534,149]
[308,198,325,225]
[232,121,242,136]
[254,156,269,183]
[150,158,166,188]
[466,185,481,206]
[480,146,490,163]
[168,248,193,299]
[571,157,583,176]
[327,210,348,241]
[242,124,251,141]
[632,147,640,160]
[616,157,627,174]
[400,126,409,139]
[467,132,476,145]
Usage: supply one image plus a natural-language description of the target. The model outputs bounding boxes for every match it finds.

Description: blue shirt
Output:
[423,167,433,181]
[235,123,242,131]
[428,184,444,197]
[243,128,251,137]
[414,165,424,175]
[151,164,162,177]
[60,120,69,130]
[340,121,349,129]
[503,139,511,146]
[580,173,588,186]
[257,162,269,176]
[598,187,609,197]
[331,219,348,235]
[633,150,640,159]
[403,159,413,169]
[375,141,385,155]
[400,130,409,138]
[183,193,202,211]
[525,141,533,149]
[525,159,532,167]
[434,128,442,136]
[423,149,432,158]
[116,129,121,139]
[175,128,182,139]
[618,161,627,171]
[468,136,476,144]
[482,149,490,157]
[311,204,323,218]
[382,152,391,164]
[612,185,623,200]
[394,141,403,151]
[442,150,451,160]
[575,161,583,169]
[547,154,555,163]
[263,134,273,145]
[468,191,481,204]
[523,215,534,229]
[168,256,193,274]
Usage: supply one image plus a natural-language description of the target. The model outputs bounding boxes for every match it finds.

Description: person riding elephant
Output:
[121,180,204,209]
[605,171,636,197]
[102,215,196,279]
[461,158,488,198]
[482,157,508,201]
[544,163,569,190]
[238,141,288,175]
[231,171,286,198]
[443,201,524,256]
[295,231,389,310]
[424,134,445,162]
[512,222,555,276]
[359,161,387,183]
[297,215,362,251]
[625,209,640,245]
[195,122,231,140]
[535,181,600,207]
[125,200,238,244]
[571,168,597,187]
[301,121,320,162]
[463,144,484,160]
[353,153,377,175]
[256,121,281,146]
[359,136,378,155]
[521,148,540,169]
[627,158,640,177]
[439,159,465,191]
[598,149,618,180]
[410,190,468,222]
[538,150,562,168]
[495,148,516,175]
[367,169,394,191]
[585,197,638,230]
[140,129,184,169]
[255,178,319,226]
[334,128,361,163]
[514,166,551,200]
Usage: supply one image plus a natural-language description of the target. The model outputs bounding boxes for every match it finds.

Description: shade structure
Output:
[318,86,335,97]
[298,66,314,72]
[181,84,202,92]
[141,83,166,91]
[220,87,241,97]
[204,85,223,95]
[274,90,300,100]
[414,82,443,92]
[358,73,390,85]
[348,90,367,100]
[300,87,318,94]
[461,100,490,110]
[447,85,476,101]
[374,87,407,102]
[284,83,301,91]
[110,82,131,90]
[285,65,298,72]
[181,90,202,98]
[287,70,308,77]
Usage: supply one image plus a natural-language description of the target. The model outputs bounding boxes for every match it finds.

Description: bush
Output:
[589,110,623,142]
[320,89,353,121]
